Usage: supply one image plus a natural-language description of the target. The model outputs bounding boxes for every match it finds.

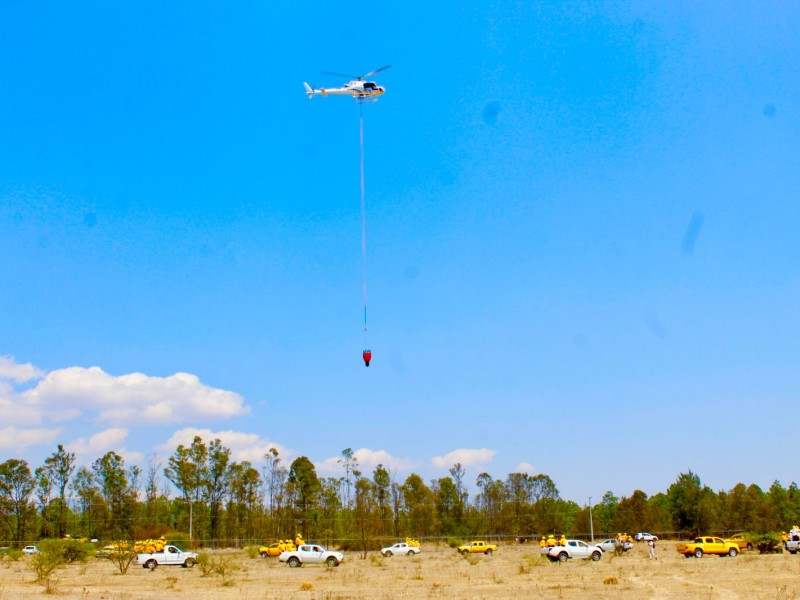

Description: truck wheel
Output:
[183,558,196,568]
[591,551,601,561]
[485,548,493,555]
[460,549,469,556]
[728,548,738,557]
[407,550,414,556]
[145,559,157,570]
[287,557,301,568]
[558,552,568,562]
[260,551,268,558]
[694,549,703,558]
[384,550,392,557]
[326,556,339,567]
[746,543,753,551]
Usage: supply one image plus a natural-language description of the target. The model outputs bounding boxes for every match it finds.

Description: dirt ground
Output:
[1,541,798,599]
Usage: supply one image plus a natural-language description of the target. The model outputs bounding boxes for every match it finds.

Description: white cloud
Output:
[431,448,497,469]
[516,462,535,473]
[0,387,42,425]
[159,428,286,463]
[0,425,62,450]
[316,448,416,475]
[68,427,129,456]
[66,428,143,465]
[0,356,43,383]
[24,367,248,425]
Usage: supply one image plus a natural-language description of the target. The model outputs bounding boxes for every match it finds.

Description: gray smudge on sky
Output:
[681,211,705,255]
[482,101,502,126]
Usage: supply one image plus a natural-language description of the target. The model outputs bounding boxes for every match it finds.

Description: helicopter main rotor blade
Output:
[321,70,356,79]
[363,65,391,78]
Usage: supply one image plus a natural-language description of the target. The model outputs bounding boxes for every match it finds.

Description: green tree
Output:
[34,466,53,538]
[70,466,101,538]
[226,461,260,545]
[204,439,231,545]
[92,452,138,538]
[353,472,375,557]
[339,448,357,508]
[768,481,797,530]
[0,459,35,544]
[476,473,506,535]
[164,436,208,542]
[435,476,460,535]
[667,471,719,535]
[43,444,75,537]
[402,474,437,536]
[372,464,392,536]
[287,456,321,537]
[612,490,652,532]
[595,491,619,535]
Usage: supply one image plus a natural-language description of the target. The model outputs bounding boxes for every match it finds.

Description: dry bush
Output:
[196,552,214,577]
[165,575,178,589]
[603,576,618,585]
[105,542,137,574]
[368,554,386,567]
[212,555,241,586]
[28,550,64,583]
[299,582,313,591]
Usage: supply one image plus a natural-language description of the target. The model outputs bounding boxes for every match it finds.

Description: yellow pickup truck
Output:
[458,541,497,555]
[676,536,739,558]
[725,534,753,551]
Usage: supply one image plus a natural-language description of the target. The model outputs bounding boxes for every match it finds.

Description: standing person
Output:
[648,539,657,560]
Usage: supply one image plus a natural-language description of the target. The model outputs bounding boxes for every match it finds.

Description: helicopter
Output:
[303,65,391,101]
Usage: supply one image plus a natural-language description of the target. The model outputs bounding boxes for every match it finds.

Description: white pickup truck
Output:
[136,545,198,569]
[279,544,344,567]
[380,542,421,557]
[545,539,603,562]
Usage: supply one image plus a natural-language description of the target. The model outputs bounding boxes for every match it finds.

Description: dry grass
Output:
[0,542,798,599]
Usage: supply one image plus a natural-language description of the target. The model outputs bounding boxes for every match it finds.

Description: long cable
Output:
[360,102,368,332]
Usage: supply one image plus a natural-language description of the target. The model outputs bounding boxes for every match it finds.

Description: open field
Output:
[1,542,799,599]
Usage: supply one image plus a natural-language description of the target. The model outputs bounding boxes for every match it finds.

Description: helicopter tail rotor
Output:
[303,82,314,99]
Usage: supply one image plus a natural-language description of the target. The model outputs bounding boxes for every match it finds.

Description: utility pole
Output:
[589,496,594,542]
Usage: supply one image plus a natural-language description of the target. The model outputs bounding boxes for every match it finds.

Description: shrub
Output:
[28,549,65,584]
[2,549,23,562]
[244,545,260,559]
[104,541,136,574]
[752,533,783,554]
[38,538,90,564]
[447,537,464,549]
[196,553,214,577]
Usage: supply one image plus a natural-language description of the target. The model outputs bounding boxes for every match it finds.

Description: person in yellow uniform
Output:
[547,534,557,546]
[559,534,567,546]
[539,537,546,548]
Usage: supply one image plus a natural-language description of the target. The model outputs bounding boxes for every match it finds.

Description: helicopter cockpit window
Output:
[364,82,376,90]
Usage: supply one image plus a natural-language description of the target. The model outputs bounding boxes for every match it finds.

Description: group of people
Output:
[782,526,800,542]
[539,535,567,547]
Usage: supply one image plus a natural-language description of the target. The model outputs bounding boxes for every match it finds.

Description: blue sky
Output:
[1,1,799,502]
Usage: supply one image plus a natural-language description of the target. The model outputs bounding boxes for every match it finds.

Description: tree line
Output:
[1,437,799,547]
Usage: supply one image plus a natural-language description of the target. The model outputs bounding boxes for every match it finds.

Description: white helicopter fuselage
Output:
[304,80,385,100]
